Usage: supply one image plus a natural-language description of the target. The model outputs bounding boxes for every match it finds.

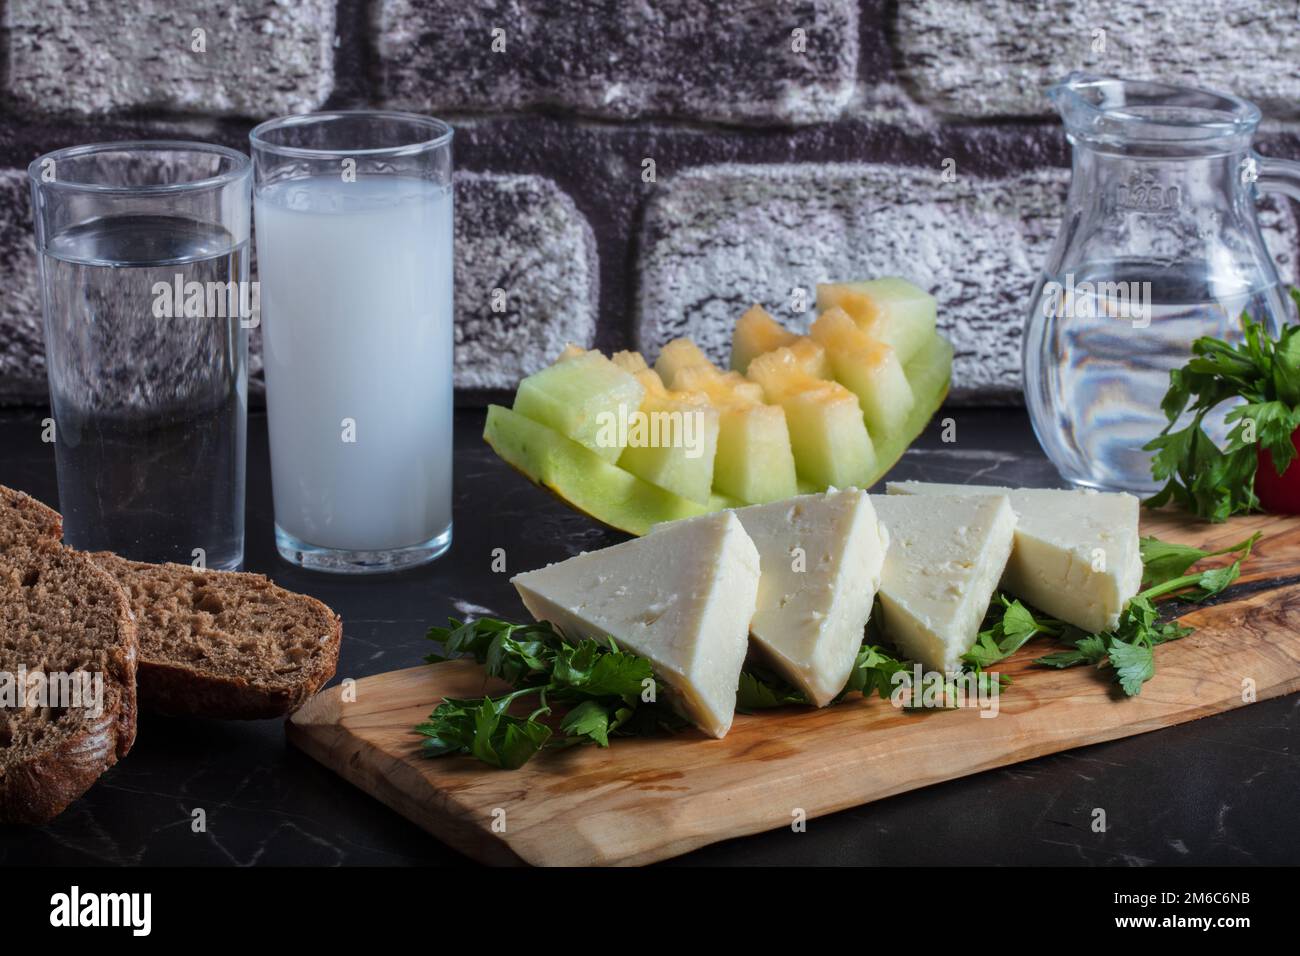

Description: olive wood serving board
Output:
[287,513,1300,866]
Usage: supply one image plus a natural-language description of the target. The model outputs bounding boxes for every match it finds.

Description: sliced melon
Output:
[485,404,723,535]
[674,364,764,404]
[512,349,644,463]
[485,330,952,537]
[610,349,649,374]
[786,337,832,380]
[669,361,797,504]
[869,331,953,479]
[660,339,760,399]
[811,306,915,439]
[747,347,875,489]
[655,338,713,387]
[611,364,720,505]
[731,304,798,373]
[816,277,937,366]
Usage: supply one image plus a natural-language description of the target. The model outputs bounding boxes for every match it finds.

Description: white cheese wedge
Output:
[869,494,1017,672]
[886,481,1142,633]
[732,488,888,707]
[510,510,760,739]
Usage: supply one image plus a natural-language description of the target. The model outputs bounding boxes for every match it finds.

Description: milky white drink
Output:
[255,176,453,555]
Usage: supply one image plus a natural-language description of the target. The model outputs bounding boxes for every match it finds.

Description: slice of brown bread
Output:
[91,552,341,719]
[0,542,138,824]
[0,485,63,550]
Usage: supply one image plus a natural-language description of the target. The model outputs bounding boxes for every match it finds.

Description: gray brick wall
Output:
[2,0,1300,405]
[376,0,859,125]
[5,0,336,116]
[895,0,1300,119]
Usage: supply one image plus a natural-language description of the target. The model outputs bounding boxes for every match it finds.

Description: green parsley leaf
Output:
[1145,302,1300,521]
[1107,639,1155,697]
[559,699,612,747]
[961,595,1059,668]
[416,618,682,769]
[735,670,807,712]
[841,643,912,701]
[1139,531,1259,588]
[551,640,653,700]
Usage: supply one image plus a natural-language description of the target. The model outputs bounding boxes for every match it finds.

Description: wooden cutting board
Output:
[287,512,1300,866]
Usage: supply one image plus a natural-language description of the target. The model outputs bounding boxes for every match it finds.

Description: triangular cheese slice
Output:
[511,511,759,738]
[887,482,1142,633]
[733,488,887,706]
[869,494,1017,672]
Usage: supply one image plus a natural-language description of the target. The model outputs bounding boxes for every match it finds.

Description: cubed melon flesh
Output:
[615,367,721,505]
[747,347,875,489]
[668,362,797,504]
[786,337,832,380]
[816,277,937,366]
[712,402,800,503]
[811,307,916,439]
[655,339,714,387]
[513,350,645,463]
[672,364,764,405]
[611,350,650,374]
[731,305,798,373]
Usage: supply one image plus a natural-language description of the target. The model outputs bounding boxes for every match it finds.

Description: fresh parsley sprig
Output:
[1145,292,1300,521]
[1138,532,1261,595]
[1032,596,1193,696]
[962,595,1061,669]
[416,618,685,769]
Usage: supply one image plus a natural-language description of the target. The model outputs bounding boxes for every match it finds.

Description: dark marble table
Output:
[1,406,1297,866]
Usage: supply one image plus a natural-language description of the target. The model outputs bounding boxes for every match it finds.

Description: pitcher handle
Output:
[1254,154,1300,204]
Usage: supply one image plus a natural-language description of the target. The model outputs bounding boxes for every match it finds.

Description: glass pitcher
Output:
[1023,73,1300,494]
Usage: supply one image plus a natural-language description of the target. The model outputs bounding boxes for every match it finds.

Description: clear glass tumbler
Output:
[249,111,454,574]
[29,141,252,569]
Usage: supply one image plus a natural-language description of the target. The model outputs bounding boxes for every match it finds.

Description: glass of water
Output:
[250,112,454,574]
[29,142,252,569]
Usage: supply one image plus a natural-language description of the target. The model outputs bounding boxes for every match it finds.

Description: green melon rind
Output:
[484,332,953,537]
[484,404,739,535]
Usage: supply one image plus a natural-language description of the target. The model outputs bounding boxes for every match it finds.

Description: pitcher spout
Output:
[1047,71,1111,134]
[1047,73,1260,152]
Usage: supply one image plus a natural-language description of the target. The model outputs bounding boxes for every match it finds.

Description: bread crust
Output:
[90,554,342,720]
[0,483,343,826]
[137,611,342,719]
[0,546,138,825]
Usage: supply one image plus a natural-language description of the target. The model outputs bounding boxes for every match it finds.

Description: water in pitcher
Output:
[40,214,249,568]
[1023,259,1290,495]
